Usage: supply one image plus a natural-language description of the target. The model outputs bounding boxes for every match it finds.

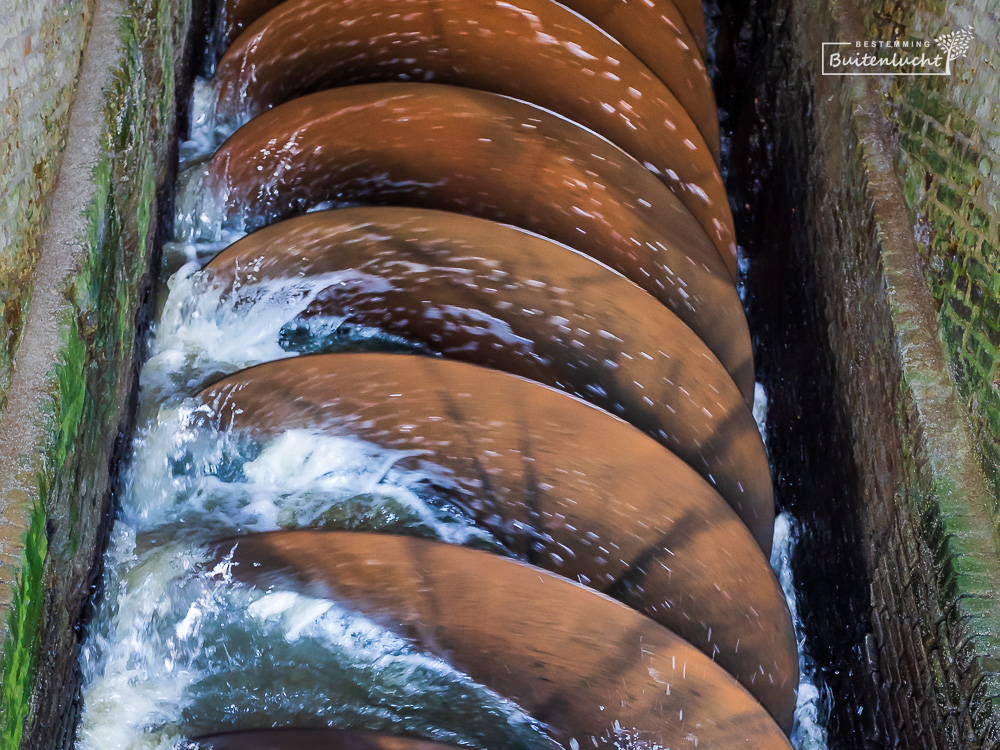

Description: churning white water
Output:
[76,74,549,750]
[76,331,547,749]
[756,385,830,749]
[770,513,830,750]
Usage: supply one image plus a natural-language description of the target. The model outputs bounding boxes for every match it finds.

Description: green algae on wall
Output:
[0,0,194,745]
[866,0,1000,531]
[0,501,45,749]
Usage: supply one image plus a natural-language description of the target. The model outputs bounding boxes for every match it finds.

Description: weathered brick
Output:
[872,0,1000,511]
[0,2,93,410]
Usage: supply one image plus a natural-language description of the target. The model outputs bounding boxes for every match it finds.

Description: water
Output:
[76,394,542,749]
[77,72,549,749]
[77,536,547,749]
[756,386,831,750]
[76,47,830,748]
[771,513,831,749]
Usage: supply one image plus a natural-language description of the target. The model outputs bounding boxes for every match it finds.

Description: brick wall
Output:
[0,0,93,405]
[865,0,1000,521]
[719,0,1000,743]
[0,0,199,745]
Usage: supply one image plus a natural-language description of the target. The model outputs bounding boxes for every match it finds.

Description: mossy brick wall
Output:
[0,0,197,747]
[0,0,94,408]
[860,0,1000,526]
[721,0,1000,744]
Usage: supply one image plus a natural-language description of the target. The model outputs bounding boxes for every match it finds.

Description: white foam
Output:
[77,532,544,749]
[140,264,344,406]
[771,513,831,749]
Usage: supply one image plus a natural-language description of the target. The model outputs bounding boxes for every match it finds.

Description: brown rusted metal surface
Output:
[214,0,710,129]
[206,206,754,415]
[189,729,467,750]
[201,353,774,595]
[558,0,711,106]
[669,0,708,59]
[212,531,793,748]
[206,86,741,355]
[217,0,708,74]
[198,353,793,724]
[216,0,282,48]
[200,353,772,554]
[212,0,721,162]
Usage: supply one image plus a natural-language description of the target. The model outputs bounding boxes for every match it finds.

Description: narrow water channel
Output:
[73,1,829,747]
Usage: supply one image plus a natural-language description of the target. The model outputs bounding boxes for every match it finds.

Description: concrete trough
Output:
[0,0,999,746]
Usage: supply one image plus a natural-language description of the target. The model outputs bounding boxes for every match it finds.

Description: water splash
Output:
[140,260,434,410]
[771,513,831,749]
[123,403,501,547]
[141,264,324,406]
[753,380,769,443]
[76,76,547,749]
[77,399,533,749]
[179,78,226,167]
[77,536,547,750]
